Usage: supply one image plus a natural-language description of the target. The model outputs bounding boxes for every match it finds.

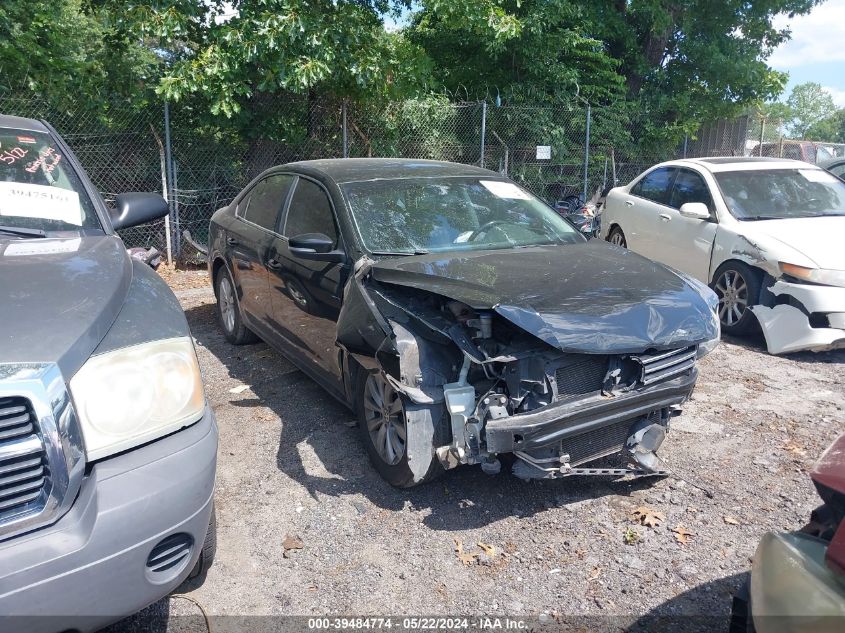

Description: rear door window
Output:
[670,169,713,212]
[242,174,294,231]
[630,167,675,206]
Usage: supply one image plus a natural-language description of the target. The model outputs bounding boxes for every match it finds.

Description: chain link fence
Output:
[3,91,841,261]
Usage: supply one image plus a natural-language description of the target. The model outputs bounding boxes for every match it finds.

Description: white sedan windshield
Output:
[715,168,845,221]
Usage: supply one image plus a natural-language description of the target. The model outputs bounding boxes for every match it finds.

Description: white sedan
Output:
[600,157,845,354]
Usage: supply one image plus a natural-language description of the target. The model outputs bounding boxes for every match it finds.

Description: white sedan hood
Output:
[739,216,845,269]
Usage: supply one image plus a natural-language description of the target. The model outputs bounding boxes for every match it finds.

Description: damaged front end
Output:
[339,256,709,483]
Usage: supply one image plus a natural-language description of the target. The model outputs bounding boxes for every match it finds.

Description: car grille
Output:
[561,418,633,466]
[0,397,48,516]
[633,347,696,386]
[553,356,608,402]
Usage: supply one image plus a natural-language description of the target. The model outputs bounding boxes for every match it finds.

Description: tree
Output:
[407,0,821,142]
[806,109,845,143]
[786,82,838,138]
[0,0,160,106]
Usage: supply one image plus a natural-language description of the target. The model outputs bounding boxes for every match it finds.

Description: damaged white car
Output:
[601,157,845,354]
[208,159,719,487]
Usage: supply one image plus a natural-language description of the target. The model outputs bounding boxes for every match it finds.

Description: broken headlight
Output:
[779,263,845,288]
[69,336,205,461]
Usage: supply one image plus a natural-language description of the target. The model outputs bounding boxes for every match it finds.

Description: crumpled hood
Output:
[740,216,845,269]
[370,241,718,354]
[0,235,131,377]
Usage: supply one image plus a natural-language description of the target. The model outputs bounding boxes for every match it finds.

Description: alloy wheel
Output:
[363,373,406,466]
[609,230,626,247]
[219,276,236,333]
[715,269,749,327]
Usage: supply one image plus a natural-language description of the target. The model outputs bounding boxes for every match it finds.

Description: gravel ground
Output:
[111,269,845,632]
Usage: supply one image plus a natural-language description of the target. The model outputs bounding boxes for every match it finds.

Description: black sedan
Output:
[207,159,720,487]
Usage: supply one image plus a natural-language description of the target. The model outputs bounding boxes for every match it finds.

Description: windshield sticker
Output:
[25,147,62,174]
[3,238,81,257]
[0,182,83,225]
[799,169,839,184]
[17,136,36,144]
[0,147,29,165]
[480,180,532,200]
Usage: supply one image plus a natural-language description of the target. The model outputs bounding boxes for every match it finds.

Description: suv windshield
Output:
[341,177,582,254]
[0,127,101,235]
[715,168,845,221]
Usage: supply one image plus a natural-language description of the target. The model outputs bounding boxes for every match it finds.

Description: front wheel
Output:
[356,371,449,488]
[711,262,761,336]
[608,226,627,248]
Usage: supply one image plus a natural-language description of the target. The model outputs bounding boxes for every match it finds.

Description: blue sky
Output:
[767,0,845,105]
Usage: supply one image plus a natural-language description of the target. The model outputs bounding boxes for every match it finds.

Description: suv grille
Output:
[0,397,48,516]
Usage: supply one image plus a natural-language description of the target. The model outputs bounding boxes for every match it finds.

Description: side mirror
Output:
[289,233,346,263]
[679,202,711,220]
[109,193,169,231]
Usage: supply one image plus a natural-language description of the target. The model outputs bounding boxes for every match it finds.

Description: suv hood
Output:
[0,235,131,377]
[370,241,718,354]
[739,216,845,269]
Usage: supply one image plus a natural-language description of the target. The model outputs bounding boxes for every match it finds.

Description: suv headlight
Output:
[69,336,205,461]
[779,263,845,288]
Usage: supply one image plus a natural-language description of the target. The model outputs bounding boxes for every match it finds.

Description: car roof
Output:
[659,156,817,173]
[0,114,50,133]
[283,158,504,183]
[818,157,845,169]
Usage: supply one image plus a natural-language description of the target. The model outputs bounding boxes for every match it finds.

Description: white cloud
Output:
[769,1,845,68]
[823,85,845,107]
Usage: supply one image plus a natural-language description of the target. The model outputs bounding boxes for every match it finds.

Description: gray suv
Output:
[0,115,217,631]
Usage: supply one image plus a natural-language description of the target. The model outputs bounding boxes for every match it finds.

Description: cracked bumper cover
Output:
[751,281,845,355]
[484,369,697,454]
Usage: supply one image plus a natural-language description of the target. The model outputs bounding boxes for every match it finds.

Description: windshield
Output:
[341,177,582,254]
[715,168,845,220]
[0,128,101,235]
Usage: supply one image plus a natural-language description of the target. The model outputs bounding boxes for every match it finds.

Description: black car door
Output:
[227,174,294,332]
[266,176,350,392]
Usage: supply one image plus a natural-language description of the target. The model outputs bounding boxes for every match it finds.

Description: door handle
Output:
[659,213,671,221]
[267,258,282,270]
[625,200,634,207]
[226,236,239,246]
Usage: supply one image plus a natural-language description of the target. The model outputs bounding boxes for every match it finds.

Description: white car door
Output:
[657,168,718,282]
[613,166,677,255]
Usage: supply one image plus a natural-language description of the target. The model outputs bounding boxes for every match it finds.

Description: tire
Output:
[356,370,450,488]
[187,504,216,582]
[711,261,761,336]
[608,226,627,248]
[215,267,258,345]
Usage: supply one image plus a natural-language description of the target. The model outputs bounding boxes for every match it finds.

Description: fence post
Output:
[683,135,688,158]
[759,117,765,156]
[163,101,177,258]
[583,103,591,201]
[480,101,487,168]
[342,100,348,158]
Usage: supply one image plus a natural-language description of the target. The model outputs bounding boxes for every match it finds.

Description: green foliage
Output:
[806,109,845,143]
[786,82,838,139]
[0,0,161,109]
[148,1,430,118]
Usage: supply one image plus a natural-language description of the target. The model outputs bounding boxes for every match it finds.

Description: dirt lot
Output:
[113,269,845,632]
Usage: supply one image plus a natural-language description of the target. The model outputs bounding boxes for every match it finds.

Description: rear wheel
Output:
[356,370,449,488]
[215,268,258,345]
[608,226,627,248]
[711,261,762,336]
